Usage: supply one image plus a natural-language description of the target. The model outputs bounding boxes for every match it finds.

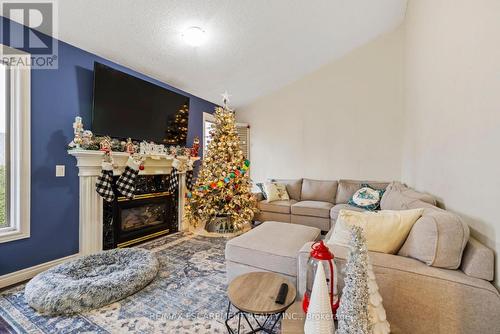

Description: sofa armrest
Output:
[460,237,495,281]
[297,241,314,298]
[253,192,264,202]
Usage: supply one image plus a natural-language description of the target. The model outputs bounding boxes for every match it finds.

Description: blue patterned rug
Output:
[0,233,263,333]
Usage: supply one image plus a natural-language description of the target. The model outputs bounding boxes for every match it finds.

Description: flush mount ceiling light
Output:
[182,26,207,47]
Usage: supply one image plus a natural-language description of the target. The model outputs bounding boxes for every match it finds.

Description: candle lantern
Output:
[302,240,340,315]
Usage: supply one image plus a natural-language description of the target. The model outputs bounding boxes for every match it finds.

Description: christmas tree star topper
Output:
[221,91,231,109]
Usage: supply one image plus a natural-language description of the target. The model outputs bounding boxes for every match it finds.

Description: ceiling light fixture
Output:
[182,26,207,47]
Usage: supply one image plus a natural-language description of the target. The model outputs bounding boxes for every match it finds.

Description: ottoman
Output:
[225,221,321,285]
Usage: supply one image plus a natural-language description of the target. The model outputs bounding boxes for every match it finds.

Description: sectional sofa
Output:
[226,179,500,333]
[255,179,389,232]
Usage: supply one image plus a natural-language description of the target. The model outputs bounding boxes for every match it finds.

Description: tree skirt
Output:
[25,248,159,315]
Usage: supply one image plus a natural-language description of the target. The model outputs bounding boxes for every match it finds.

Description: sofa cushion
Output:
[291,201,334,218]
[258,199,297,214]
[329,209,423,254]
[460,237,495,281]
[336,180,389,204]
[225,221,320,276]
[380,181,436,210]
[270,179,303,201]
[263,182,290,202]
[348,184,385,211]
[398,206,470,269]
[301,179,338,203]
[330,204,366,221]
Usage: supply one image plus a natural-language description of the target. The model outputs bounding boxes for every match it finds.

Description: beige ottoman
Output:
[225,221,321,285]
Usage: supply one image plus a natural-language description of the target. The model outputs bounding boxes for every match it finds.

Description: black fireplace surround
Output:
[103,174,178,249]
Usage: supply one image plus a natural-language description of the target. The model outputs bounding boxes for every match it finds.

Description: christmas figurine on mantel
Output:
[184,92,257,234]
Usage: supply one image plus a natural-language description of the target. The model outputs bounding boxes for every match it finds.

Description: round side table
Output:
[226,272,297,334]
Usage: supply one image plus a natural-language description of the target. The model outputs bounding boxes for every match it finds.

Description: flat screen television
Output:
[92,62,190,145]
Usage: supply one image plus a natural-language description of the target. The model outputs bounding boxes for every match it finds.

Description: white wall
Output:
[238,28,404,183]
[402,0,500,287]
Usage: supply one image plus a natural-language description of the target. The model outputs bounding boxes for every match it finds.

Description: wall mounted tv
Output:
[92,62,190,145]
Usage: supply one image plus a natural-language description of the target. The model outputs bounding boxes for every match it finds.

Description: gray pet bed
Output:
[25,248,159,315]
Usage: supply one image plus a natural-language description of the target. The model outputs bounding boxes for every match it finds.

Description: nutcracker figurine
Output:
[191,136,200,157]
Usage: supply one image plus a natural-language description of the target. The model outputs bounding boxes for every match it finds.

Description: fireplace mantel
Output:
[68,149,197,255]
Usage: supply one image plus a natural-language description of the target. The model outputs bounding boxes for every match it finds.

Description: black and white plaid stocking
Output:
[167,170,179,193]
[116,157,140,199]
[95,162,115,202]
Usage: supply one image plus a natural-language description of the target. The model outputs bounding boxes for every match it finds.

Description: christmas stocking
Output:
[167,170,179,193]
[95,161,115,202]
[116,157,141,199]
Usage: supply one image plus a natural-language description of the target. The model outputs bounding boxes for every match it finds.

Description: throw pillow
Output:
[328,209,424,254]
[263,182,290,202]
[256,183,267,200]
[348,184,385,211]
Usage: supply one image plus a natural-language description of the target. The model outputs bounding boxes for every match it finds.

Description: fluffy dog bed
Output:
[25,248,159,315]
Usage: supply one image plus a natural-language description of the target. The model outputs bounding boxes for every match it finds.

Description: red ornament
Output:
[210,182,217,189]
[139,164,145,171]
[302,241,339,315]
[234,170,241,176]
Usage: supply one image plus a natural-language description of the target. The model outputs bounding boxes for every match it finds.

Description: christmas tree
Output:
[184,103,257,233]
[337,225,370,334]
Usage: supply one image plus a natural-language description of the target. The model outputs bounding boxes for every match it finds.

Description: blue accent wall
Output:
[0,17,216,276]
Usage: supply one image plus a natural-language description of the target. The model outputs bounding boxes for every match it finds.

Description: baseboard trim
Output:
[0,253,80,289]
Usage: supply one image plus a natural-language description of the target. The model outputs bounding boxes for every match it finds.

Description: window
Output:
[202,112,250,159]
[0,46,30,243]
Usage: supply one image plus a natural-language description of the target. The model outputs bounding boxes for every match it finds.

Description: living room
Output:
[0,1,499,333]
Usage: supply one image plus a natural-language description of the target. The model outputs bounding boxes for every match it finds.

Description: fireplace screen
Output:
[121,202,167,232]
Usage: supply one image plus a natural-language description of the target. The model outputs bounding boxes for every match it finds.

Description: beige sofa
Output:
[254,179,389,232]
[227,180,500,333]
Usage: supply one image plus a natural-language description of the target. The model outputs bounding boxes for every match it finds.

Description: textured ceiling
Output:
[53,0,407,107]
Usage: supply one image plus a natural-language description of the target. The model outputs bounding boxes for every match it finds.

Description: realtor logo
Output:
[1,0,58,69]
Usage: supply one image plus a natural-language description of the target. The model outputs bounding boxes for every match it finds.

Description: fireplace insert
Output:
[113,192,176,248]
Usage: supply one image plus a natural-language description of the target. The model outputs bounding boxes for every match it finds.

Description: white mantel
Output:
[68,149,196,255]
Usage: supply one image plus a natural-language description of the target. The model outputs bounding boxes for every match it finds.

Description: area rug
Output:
[0,233,264,333]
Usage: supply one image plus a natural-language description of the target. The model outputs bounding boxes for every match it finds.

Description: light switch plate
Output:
[56,165,65,177]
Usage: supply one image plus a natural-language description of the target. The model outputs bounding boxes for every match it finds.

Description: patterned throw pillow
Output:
[348,184,385,211]
[263,182,290,202]
[256,183,267,200]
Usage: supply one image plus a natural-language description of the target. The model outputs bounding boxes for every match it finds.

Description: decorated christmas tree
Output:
[337,225,370,334]
[184,100,257,233]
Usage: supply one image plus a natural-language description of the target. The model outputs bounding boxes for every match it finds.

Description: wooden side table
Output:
[226,272,296,334]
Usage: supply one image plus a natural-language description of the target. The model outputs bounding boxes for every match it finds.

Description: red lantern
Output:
[302,240,340,315]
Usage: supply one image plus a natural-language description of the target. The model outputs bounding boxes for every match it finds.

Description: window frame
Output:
[0,46,31,243]
[202,112,215,157]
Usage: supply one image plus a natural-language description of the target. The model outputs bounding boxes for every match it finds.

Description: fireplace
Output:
[115,192,174,247]
[69,150,196,255]
[103,175,178,249]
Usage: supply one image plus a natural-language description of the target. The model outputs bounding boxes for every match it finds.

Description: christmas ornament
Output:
[304,261,336,334]
[191,138,201,157]
[337,226,370,334]
[125,138,136,154]
[99,136,112,152]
